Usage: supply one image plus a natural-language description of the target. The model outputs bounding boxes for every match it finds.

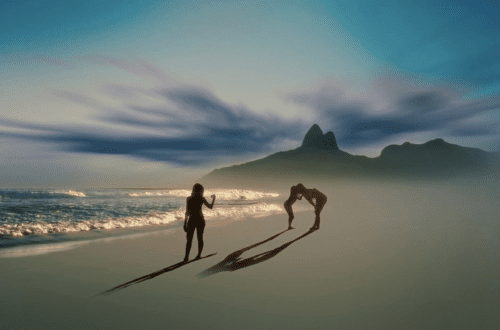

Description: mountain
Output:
[198,124,500,188]
[301,124,340,150]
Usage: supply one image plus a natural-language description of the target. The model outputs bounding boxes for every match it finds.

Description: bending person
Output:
[297,185,327,230]
[183,183,216,262]
[284,184,302,230]
[284,183,327,230]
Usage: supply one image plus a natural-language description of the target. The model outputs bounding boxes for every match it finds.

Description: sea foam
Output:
[56,190,87,197]
[128,189,279,200]
[0,202,284,238]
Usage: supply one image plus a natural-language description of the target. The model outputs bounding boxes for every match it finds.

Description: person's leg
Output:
[284,201,294,229]
[312,198,327,229]
[184,226,195,261]
[195,221,206,259]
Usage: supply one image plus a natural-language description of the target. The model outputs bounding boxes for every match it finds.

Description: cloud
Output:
[2,58,499,168]
[1,59,306,166]
[280,70,500,150]
[84,56,183,86]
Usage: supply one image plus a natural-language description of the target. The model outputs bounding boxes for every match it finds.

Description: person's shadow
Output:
[98,253,217,296]
[198,228,316,278]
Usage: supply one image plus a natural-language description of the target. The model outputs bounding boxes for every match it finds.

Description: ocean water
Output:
[0,188,301,249]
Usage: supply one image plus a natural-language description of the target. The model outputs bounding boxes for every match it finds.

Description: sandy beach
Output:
[1,183,499,330]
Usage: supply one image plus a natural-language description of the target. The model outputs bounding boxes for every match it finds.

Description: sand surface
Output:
[1,183,499,330]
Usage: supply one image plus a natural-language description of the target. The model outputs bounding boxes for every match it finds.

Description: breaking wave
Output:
[54,190,86,197]
[128,189,279,200]
[0,189,87,200]
[0,203,284,238]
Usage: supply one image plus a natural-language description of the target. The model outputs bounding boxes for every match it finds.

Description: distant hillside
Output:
[199,124,500,188]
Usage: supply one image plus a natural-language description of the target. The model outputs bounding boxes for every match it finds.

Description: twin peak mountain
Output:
[301,124,340,151]
[200,124,499,186]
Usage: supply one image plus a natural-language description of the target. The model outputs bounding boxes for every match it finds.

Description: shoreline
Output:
[1,185,499,329]
[0,187,288,242]
[0,205,289,250]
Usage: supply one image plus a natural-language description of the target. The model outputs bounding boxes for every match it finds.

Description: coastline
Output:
[1,184,499,329]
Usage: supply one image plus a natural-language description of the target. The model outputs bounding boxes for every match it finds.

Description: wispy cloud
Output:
[1,59,306,166]
[85,56,180,86]
[2,58,499,168]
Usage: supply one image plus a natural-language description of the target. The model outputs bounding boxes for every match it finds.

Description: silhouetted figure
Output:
[284,184,302,229]
[284,183,327,230]
[184,183,215,262]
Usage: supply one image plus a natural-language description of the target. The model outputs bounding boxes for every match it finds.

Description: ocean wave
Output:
[128,189,280,200]
[128,191,172,197]
[54,190,86,197]
[0,203,285,238]
[0,189,86,200]
[203,203,283,220]
[0,212,180,238]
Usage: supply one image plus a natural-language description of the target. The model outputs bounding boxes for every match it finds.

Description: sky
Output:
[1,0,499,188]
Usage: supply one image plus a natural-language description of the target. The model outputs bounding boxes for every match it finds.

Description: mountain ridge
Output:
[199,124,500,188]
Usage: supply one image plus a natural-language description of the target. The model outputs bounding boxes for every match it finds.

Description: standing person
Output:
[284,183,327,230]
[183,183,216,262]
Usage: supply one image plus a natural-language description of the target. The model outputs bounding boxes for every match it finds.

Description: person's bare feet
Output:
[287,226,294,230]
[195,255,201,260]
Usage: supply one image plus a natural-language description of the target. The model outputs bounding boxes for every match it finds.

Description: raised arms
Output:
[203,194,216,209]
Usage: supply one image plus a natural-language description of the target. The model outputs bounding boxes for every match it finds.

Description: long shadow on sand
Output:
[198,229,316,278]
[98,253,217,296]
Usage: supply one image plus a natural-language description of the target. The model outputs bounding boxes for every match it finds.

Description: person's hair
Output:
[191,183,204,197]
[296,183,306,195]
[291,183,306,196]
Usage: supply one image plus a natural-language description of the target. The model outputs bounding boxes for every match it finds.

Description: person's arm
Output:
[303,190,316,207]
[203,195,216,209]
[184,197,190,231]
[287,185,300,202]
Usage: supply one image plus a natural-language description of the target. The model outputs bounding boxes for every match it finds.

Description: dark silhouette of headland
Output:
[199,124,500,188]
